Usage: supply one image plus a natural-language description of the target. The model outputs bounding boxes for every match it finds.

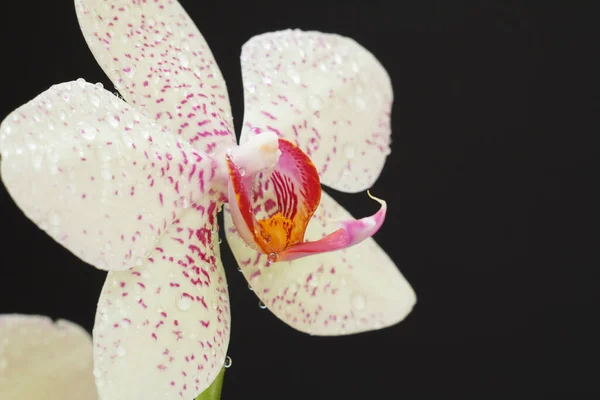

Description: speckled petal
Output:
[75,0,235,155]
[0,80,223,271]
[224,191,415,336]
[0,314,98,400]
[239,30,393,193]
[93,208,230,399]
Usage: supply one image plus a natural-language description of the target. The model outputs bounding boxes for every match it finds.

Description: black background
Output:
[0,1,597,398]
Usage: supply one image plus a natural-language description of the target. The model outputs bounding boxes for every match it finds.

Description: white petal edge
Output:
[0,314,98,400]
[239,29,393,193]
[224,191,415,336]
[0,80,223,271]
[75,0,236,155]
[93,208,230,400]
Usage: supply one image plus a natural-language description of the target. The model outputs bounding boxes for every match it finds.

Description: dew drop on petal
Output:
[289,282,299,293]
[351,293,366,310]
[224,356,232,368]
[248,284,254,292]
[258,300,267,309]
[343,144,355,159]
[95,82,104,90]
[267,252,278,264]
[178,54,189,68]
[77,121,97,140]
[177,296,192,311]
[307,95,323,111]
[48,210,61,226]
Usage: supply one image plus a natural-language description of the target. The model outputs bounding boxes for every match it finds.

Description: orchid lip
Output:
[226,133,387,262]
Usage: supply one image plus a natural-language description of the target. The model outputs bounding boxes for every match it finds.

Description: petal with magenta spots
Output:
[239,29,393,192]
[0,80,222,271]
[224,191,416,336]
[93,208,230,400]
[75,0,235,154]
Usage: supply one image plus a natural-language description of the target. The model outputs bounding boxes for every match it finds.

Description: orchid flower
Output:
[0,314,99,399]
[0,0,416,398]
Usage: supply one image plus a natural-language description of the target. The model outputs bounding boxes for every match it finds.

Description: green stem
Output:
[195,368,225,400]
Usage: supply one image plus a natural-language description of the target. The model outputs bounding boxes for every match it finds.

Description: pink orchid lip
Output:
[226,133,388,262]
[277,191,387,262]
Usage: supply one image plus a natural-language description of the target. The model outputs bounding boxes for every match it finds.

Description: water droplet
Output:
[306,95,323,111]
[90,95,100,107]
[237,266,242,272]
[351,62,360,73]
[244,81,256,94]
[116,346,126,357]
[178,54,189,67]
[288,282,299,293]
[355,81,365,94]
[224,356,232,368]
[258,300,267,309]
[76,121,97,140]
[95,82,104,90]
[286,66,301,84]
[177,296,191,311]
[107,113,120,128]
[248,284,254,292]
[180,197,190,209]
[334,53,343,64]
[343,144,355,159]
[135,257,144,266]
[100,166,112,181]
[48,210,61,226]
[76,78,86,88]
[355,96,366,109]
[267,252,278,264]
[238,167,246,176]
[351,293,366,310]
[32,153,44,170]
[93,368,102,378]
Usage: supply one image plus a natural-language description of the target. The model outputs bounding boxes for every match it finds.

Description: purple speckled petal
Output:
[93,207,230,400]
[75,0,235,155]
[0,314,98,400]
[0,80,223,271]
[224,191,415,336]
[239,29,393,193]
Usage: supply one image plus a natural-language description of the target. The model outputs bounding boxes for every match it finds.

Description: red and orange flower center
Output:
[226,138,321,257]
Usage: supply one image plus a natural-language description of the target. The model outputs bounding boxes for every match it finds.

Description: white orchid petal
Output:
[93,209,230,400]
[75,0,235,154]
[0,81,220,271]
[240,30,393,193]
[224,191,415,336]
[0,314,98,400]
